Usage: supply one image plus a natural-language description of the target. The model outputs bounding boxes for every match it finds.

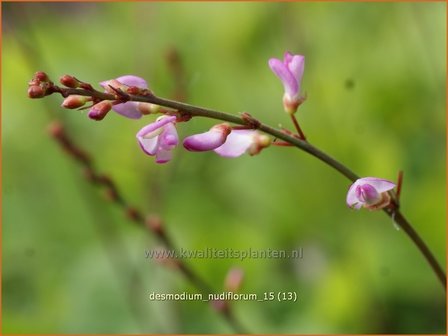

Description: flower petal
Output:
[357,184,380,204]
[136,116,177,138]
[155,149,172,164]
[99,76,149,119]
[112,102,142,119]
[214,130,254,158]
[268,58,298,99]
[183,125,231,152]
[115,75,148,89]
[286,55,305,89]
[346,181,362,208]
[159,123,179,150]
[138,135,159,156]
[284,52,294,64]
[357,177,395,193]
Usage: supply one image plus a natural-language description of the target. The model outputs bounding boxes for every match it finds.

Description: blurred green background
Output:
[2,2,446,334]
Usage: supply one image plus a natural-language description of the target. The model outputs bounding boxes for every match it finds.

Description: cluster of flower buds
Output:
[59,75,89,110]
[59,75,160,121]
[42,72,272,163]
[28,71,53,98]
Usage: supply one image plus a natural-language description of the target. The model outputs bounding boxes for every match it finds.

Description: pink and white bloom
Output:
[214,130,271,158]
[346,177,396,210]
[183,124,232,152]
[100,75,148,119]
[269,52,305,114]
[136,116,178,164]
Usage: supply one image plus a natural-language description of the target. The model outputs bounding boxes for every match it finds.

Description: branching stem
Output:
[46,84,446,291]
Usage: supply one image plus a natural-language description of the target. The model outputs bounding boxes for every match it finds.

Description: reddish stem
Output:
[290,114,306,141]
[272,140,294,147]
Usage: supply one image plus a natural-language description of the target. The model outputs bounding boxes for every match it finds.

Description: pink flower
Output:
[268,52,305,114]
[136,116,178,164]
[100,75,148,119]
[214,130,271,158]
[183,124,232,151]
[346,177,396,210]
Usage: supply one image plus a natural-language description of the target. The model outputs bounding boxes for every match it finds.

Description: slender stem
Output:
[396,170,404,202]
[47,86,446,291]
[387,209,446,286]
[290,113,307,141]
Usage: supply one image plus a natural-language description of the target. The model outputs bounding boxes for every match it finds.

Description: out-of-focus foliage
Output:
[2,2,446,334]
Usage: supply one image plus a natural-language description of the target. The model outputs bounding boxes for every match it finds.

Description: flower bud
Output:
[183,124,232,152]
[34,71,49,82]
[224,268,244,292]
[247,133,271,156]
[137,102,160,115]
[102,79,126,94]
[60,75,80,88]
[47,121,64,138]
[61,95,88,109]
[269,53,305,115]
[88,101,112,121]
[146,214,164,235]
[28,85,45,98]
[211,299,228,313]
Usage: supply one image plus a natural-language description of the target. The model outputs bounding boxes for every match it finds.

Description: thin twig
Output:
[290,113,306,141]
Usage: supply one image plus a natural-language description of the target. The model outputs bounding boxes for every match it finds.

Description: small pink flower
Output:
[183,124,232,152]
[346,177,396,210]
[214,130,271,158]
[100,75,148,119]
[269,52,305,114]
[136,116,178,164]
